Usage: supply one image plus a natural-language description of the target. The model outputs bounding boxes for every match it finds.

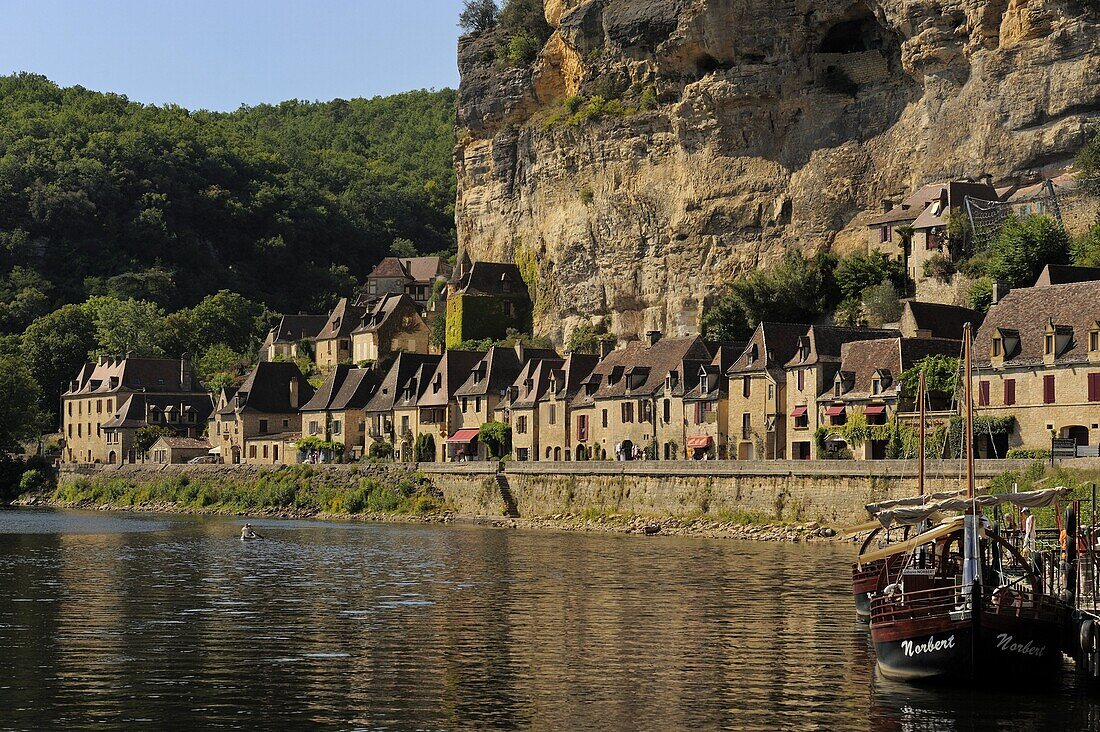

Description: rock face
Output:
[455,0,1099,344]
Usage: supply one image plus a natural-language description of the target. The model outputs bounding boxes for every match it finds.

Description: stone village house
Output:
[314,298,366,372]
[784,325,899,459]
[363,352,442,459]
[725,322,810,461]
[494,356,565,462]
[447,345,557,461]
[572,333,710,461]
[298,364,383,461]
[817,337,961,459]
[207,362,314,465]
[390,358,443,462]
[681,345,745,460]
[260,314,328,363]
[973,280,1100,454]
[394,350,486,463]
[61,356,211,464]
[350,293,430,364]
[363,255,452,308]
[148,436,213,464]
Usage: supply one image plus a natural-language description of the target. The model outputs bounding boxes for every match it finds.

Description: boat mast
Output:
[963,321,975,501]
[918,369,926,498]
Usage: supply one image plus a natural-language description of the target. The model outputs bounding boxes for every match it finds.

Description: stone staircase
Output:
[495,473,519,518]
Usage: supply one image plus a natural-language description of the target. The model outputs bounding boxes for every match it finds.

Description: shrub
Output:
[861,281,902,327]
[985,214,1070,287]
[368,440,394,461]
[18,469,49,494]
[478,421,512,458]
[923,254,957,282]
[1007,448,1053,460]
[968,277,994,314]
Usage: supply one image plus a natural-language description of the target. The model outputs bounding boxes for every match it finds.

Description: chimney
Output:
[599,338,614,359]
[289,378,300,409]
[646,330,662,347]
[514,343,525,363]
[992,280,1010,305]
[180,354,192,391]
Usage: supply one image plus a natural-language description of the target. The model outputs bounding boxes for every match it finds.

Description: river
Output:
[1,508,1099,731]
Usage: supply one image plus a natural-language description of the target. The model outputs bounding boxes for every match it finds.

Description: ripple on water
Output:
[1,510,1100,730]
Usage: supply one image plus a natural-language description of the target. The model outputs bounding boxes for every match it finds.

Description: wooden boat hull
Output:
[871,611,1064,683]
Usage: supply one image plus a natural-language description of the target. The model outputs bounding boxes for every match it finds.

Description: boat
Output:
[863,323,1075,683]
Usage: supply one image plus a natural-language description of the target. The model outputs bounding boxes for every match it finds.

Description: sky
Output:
[0,0,467,111]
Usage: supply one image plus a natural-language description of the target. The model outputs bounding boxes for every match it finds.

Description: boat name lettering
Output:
[994,634,1046,657]
[900,635,955,657]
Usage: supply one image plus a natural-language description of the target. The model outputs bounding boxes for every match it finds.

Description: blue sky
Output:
[0,0,466,110]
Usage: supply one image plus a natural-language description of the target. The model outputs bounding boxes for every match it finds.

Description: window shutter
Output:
[1043,375,1055,404]
[1004,379,1015,406]
[1089,373,1100,403]
[978,381,990,407]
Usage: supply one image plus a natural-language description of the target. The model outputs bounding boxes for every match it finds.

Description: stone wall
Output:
[61,458,1099,527]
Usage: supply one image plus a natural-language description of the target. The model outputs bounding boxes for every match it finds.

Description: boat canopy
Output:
[869,487,1070,529]
[858,516,968,566]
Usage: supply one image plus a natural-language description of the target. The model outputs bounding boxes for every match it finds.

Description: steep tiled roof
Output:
[227,362,314,414]
[153,437,211,450]
[454,346,559,398]
[65,356,198,396]
[401,256,450,283]
[103,393,214,429]
[865,184,944,226]
[418,350,486,408]
[825,337,960,403]
[300,364,379,413]
[1034,265,1100,287]
[974,281,1100,367]
[268,314,328,344]
[352,293,422,334]
[455,262,526,296]
[727,322,809,377]
[573,336,709,406]
[784,325,899,368]
[365,352,441,413]
[316,298,367,341]
[902,301,982,340]
[553,353,599,400]
[394,361,439,409]
[504,358,565,409]
[367,257,413,280]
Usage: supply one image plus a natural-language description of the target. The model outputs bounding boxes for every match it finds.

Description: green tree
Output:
[459,0,498,34]
[861,281,902,327]
[83,297,168,357]
[702,253,839,341]
[390,238,418,258]
[413,433,437,462]
[898,355,960,407]
[194,344,248,392]
[968,277,995,314]
[21,304,97,421]
[178,290,269,356]
[835,251,905,301]
[566,321,610,354]
[478,420,512,459]
[0,354,43,451]
[1078,130,1100,196]
[134,425,176,454]
[985,214,1071,287]
[1073,220,1100,267]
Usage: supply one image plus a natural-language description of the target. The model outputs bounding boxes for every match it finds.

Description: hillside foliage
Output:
[0,73,457,327]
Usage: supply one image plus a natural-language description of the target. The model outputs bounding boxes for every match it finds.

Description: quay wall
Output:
[53,459,1088,526]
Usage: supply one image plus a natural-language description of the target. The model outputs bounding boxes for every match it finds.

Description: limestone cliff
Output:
[455,0,1099,344]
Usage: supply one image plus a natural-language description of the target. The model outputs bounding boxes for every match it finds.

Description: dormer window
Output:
[992,337,1002,357]
[871,378,881,396]
[750,344,759,363]
[1092,328,1100,353]
[835,381,842,398]
[1045,334,1055,356]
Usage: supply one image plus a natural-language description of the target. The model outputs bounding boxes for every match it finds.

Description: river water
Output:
[2,509,1100,731]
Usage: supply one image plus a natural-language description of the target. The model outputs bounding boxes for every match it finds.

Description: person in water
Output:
[241,524,259,540]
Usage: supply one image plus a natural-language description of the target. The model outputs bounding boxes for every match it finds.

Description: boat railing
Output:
[870,582,1063,625]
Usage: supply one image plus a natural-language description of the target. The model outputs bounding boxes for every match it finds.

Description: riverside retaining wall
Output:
[55,458,1091,526]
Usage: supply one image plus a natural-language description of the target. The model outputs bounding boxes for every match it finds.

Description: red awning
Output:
[790,405,808,418]
[864,405,886,416]
[825,405,845,417]
[446,429,480,444]
[687,436,712,449]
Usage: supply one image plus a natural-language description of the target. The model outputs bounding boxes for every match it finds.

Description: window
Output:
[978,381,990,407]
[1004,379,1016,406]
[797,370,804,392]
[992,338,1002,357]
[742,413,751,440]
[639,400,652,422]
[835,382,843,397]
[602,409,608,428]
[475,397,481,412]
[516,416,527,434]
[68,403,72,416]
[96,400,102,414]
[249,445,257,458]
[1088,373,1100,403]
[339,339,349,351]
[694,402,704,425]
[309,420,320,436]
[577,414,589,442]
[401,416,410,434]
[1043,374,1056,404]
[1092,331,1099,352]
[621,402,634,423]
[742,376,751,398]
[461,398,468,413]
[768,383,774,400]
[1045,334,1055,356]
[548,404,556,425]
[663,399,670,423]
[332,420,342,435]
[880,226,890,243]
[259,419,269,435]
[262,445,269,459]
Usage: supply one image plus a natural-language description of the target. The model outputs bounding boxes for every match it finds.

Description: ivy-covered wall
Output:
[445,292,533,349]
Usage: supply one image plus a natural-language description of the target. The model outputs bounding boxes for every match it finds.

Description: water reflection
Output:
[0,510,1099,730]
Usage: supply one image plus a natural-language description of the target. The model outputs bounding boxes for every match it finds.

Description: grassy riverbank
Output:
[49,465,446,518]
